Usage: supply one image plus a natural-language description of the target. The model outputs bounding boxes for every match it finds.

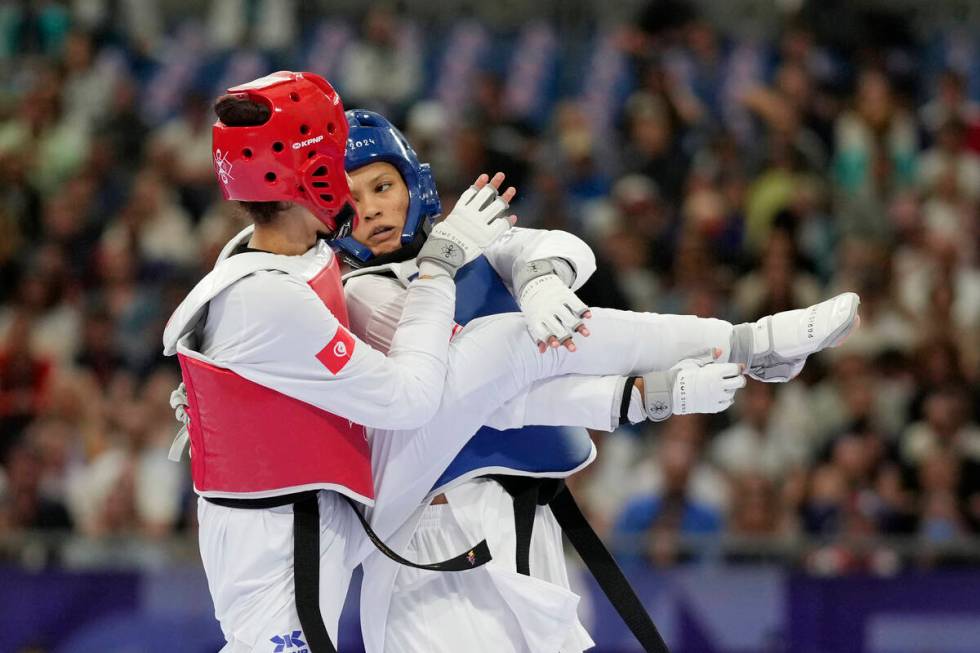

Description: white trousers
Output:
[197,491,360,652]
[384,479,595,653]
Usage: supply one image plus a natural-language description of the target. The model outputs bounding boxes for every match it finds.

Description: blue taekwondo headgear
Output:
[331,110,442,268]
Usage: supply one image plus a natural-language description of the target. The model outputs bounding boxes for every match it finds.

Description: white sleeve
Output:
[344,274,409,356]
[483,227,597,292]
[482,374,624,432]
[203,270,454,430]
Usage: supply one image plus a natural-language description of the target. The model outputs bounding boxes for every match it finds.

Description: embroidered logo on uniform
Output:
[214,149,234,185]
[271,631,307,653]
[317,326,355,374]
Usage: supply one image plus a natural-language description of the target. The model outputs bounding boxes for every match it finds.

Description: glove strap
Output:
[641,370,674,422]
[514,258,558,296]
[417,237,466,278]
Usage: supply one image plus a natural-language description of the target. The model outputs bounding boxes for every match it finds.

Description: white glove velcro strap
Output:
[417,236,467,273]
[642,370,674,422]
[514,258,557,293]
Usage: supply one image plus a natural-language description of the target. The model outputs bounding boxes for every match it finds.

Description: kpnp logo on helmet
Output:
[293,135,324,150]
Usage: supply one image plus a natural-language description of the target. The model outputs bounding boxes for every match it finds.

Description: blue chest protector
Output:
[429,257,594,496]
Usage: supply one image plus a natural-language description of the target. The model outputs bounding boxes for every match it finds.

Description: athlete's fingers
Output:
[501,186,517,204]
[488,172,506,191]
[472,173,490,189]
[576,324,590,337]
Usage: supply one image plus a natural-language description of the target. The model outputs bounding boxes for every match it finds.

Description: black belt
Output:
[205,491,492,653]
[491,476,671,653]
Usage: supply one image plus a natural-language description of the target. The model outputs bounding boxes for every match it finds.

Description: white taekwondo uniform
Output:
[343,227,737,653]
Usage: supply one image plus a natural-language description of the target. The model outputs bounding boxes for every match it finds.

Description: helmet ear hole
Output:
[273,142,284,153]
[243,148,253,158]
[265,172,277,183]
[300,124,309,135]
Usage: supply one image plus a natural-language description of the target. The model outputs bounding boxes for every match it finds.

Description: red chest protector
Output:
[165,234,373,505]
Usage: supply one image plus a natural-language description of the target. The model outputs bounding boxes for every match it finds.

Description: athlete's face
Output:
[349,162,409,256]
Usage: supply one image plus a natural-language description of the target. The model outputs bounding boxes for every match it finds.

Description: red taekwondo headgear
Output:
[211,71,356,232]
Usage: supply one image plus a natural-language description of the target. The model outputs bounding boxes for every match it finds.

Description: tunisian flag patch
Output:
[317,326,356,374]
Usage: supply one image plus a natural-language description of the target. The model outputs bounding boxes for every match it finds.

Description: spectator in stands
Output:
[919,70,980,141]
[614,417,725,566]
[711,381,809,481]
[2,441,71,531]
[338,4,422,120]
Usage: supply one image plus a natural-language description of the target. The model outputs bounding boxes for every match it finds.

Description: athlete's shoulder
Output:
[345,271,405,307]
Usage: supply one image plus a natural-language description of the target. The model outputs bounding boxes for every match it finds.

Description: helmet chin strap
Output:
[339,220,433,269]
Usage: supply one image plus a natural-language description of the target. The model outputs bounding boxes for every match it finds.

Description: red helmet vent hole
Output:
[265,172,277,183]
[312,181,329,188]
[312,165,327,177]
[297,186,305,193]
[272,141,284,153]
[289,92,300,102]
[300,124,309,135]
[307,151,316,159]
[242,148,252,158]
[327,123,336,134]
[320,194,334,203]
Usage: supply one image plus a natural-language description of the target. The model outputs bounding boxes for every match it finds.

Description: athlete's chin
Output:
[373,239,402,256]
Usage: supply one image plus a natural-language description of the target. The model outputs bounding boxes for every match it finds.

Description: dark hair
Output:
[213,94,288,224]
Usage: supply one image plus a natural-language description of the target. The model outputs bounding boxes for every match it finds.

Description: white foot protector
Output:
[732,292,861,382]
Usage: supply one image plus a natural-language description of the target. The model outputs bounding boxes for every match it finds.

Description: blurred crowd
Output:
[0,0,979,573]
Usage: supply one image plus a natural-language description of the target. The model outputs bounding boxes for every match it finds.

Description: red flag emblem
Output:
[317,326,355,374]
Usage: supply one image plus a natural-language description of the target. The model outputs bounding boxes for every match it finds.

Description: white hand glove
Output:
[416,183,511,278]
[642,359,745,421]
[514,258,589,346]
[731,292,860,382]
[167,382,191,462]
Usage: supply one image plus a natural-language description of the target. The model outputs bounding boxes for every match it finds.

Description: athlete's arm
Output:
[344,274,408,356]
[483,227,597,293]
[206,271,454,430]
